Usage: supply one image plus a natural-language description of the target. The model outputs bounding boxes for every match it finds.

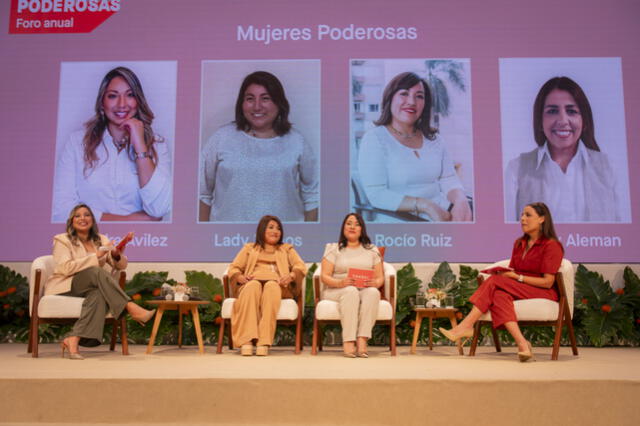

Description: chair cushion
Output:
[479,298,560,322]
[37,295,116,319]
[220,298,299,320]
[315,299,393,321]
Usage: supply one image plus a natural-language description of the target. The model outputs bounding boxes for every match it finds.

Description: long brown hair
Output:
[520,202,563,253]
[234,71,292,136]
[374,72,437,140]
[83,67,159,176]
[65,204,101,247]
[254,215,284,249]
[533,76,600,152]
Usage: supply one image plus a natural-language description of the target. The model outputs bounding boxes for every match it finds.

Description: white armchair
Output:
[311,245,397,356]
[28,255,129,357]
[468,258,578,360]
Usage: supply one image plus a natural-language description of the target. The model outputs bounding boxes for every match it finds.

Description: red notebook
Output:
[116,232,134,252]
[348,268,374,288]
[480,266,512,275]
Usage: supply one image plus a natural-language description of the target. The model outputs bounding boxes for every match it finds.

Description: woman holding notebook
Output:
[439,202,563,362]
[320,213,384,357]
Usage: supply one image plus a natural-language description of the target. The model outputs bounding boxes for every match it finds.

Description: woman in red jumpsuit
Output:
[440,202,563,362]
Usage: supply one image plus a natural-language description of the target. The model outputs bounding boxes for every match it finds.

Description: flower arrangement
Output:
[425,288,447,308]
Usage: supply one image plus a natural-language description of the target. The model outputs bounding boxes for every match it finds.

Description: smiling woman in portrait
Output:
[504,76,623,222]
[357,72,472,222]
[199,71,319,222]
[52,66,172,222]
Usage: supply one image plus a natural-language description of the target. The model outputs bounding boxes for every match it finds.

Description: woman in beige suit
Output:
[228,215,306,356]
[46,204,155,359]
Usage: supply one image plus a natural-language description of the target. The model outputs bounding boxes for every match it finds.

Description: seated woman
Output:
[52,66,172,222]
[439,202,564,362]
[504,76,624,222]
[45,204,156,359]
[228,215,306,356]
[357,71,472,222]
[199,71,319,222]
[321,213,384,357]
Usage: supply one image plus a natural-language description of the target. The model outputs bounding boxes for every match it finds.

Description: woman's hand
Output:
[450,199,472,222]
[110,246,122,261]
[120,117,145,152]
[236,274,254,285]
[341,277,356,287]
[417,198,451,221]
[501,271,519,280]
[279,273,295,288]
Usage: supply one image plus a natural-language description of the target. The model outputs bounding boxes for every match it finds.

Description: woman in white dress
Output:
[357,72,471,222]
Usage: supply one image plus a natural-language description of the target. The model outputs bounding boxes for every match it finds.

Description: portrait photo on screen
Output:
[51,61,177,223]
[198,60,321,223]
[350,58,475,223]
[501,57,631,224]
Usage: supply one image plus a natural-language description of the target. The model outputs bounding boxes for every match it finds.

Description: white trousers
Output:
[322,286,380,341]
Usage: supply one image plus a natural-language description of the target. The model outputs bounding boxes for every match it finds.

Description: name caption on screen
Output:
[213,233,303,247]
[560,233,622,248]
[105,233,168,248]
[374,233,453,248]
[237,24,417,45]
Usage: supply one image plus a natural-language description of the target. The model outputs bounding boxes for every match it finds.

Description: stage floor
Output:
[1,344,640,425]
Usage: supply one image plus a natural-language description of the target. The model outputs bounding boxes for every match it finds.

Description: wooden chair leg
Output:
[227,319,233,350]
[31,320,39,358]
[551,303,566,360]
[319,324,324,351]
[216,319,225,354]
[109,320,117,351]
[491,327,502,352]
[27,318,33,354]
[390,322,397,356]
[469,322,481,356]
[311,317,319,355]
[294,316,302,354]
[120,316,129,355]
[565,311,579,356]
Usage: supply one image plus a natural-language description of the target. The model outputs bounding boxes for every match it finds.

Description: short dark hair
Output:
[374,72,437,140]
[235,71,292,136]
[338,213,373,250]
[254,215,284,248]
[533,76,600,151]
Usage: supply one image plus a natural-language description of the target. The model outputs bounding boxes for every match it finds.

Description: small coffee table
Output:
[410,307,463,355]
[146,300,210,354]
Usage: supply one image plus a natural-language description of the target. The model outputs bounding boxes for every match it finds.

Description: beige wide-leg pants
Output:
[323,286,380,341]
[66,266,130,341]
[232,280,282,347]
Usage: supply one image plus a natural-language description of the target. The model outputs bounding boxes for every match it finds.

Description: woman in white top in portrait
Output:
[199,71,319,222]
[321,213,384,358]
[504,76,624,222]
[52,67,172,222]
[357,72,472,222]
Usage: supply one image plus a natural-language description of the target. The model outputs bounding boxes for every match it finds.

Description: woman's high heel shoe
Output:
[61,341,84,360]
[517,341,535,362]
[439,327,473,345]
[133,309,156,326]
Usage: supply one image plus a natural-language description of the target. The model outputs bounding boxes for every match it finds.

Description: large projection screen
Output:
[1,0,638,263]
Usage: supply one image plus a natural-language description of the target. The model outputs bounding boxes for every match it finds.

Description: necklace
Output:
[250,129,276,139]
[113,135,129,151]
[389,125,417,139]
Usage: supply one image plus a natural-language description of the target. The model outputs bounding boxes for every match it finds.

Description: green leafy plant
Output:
[574,264,639,346]
[389,263,421,344]
[0,265,30,342]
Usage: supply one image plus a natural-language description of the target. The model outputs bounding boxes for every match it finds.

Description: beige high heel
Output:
[439,327,474,345]
[256,345,269,356]
[61,341,84,360]
[517,341,535,362]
